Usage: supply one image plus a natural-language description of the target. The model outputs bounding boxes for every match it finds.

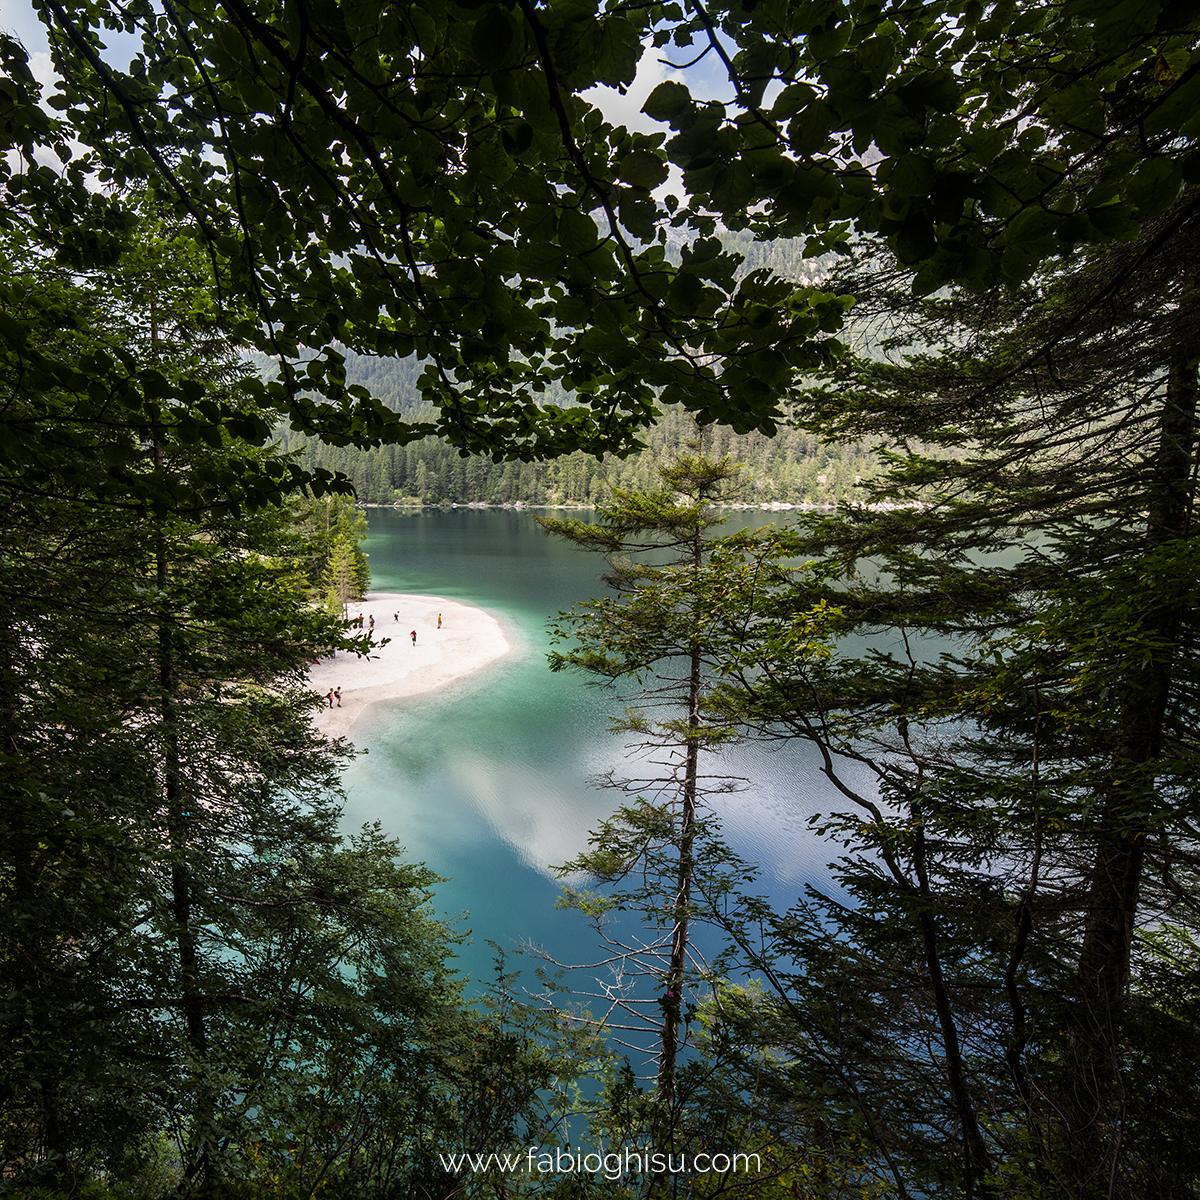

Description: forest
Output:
[276,234,873,509]
[279,395,882,507]
[3,0,1199,1197]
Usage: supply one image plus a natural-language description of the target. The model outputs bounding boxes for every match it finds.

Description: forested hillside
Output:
[278,234,876,507]
[278,403,879,506]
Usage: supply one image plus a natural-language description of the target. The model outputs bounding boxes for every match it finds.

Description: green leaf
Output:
[593,16,640,88]
[667,269,704,312]
[471,6,514,71]
[772,82,817,119]
[893,213,936,264]
[617,149,669,189]
[558,208,600,253]
[643,81,692,123]
[1086,202,1139,240]
[0,309,28,347]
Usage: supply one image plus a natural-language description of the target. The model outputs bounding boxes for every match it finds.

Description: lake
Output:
[339,507,858,993]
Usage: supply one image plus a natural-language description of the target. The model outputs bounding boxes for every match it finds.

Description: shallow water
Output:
[339,507,854,991]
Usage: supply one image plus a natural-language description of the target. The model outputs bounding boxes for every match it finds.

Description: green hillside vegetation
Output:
[277,235,879,508]
[278,402,880,506]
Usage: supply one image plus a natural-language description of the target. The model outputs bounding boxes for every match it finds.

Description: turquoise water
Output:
[340,508,854,990]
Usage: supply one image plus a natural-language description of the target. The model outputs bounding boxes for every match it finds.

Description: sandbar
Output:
[308,593,510,739]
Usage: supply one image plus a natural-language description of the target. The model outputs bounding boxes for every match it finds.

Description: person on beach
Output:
[394,611,399,622]
[411,629,417,646]
[326,688,334,708]
[368,614,374,632]
[437,613,442,629]
[334,687,342,707]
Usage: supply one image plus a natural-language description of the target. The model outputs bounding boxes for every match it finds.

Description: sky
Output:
[0,0,730,133]
[1,0,737,211]
[2,0,50,78]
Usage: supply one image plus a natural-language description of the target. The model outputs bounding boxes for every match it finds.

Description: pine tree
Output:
[0,196,587,1200]
[539,451,812,1116]
[322,534,361,617]
[705,200,1200,1197]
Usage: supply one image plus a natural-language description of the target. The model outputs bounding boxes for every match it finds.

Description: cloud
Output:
[584,36,740,206]
[29,49,58,93]
[584,44,675,137]
[447,752,618,879]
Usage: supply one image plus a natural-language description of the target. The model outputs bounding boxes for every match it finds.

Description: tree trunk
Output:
[910,816,994,1197]
[156,473,216,1197]
[657,518,706,1106]
[1079,351,1197,1007]
[657,641,701,1107]
[1071,351,1197,1197]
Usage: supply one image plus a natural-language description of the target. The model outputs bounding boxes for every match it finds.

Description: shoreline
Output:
[359,501,842,512]
[308,592,510,740]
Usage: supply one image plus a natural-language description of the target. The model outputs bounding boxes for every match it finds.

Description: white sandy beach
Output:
[308,593,510,739]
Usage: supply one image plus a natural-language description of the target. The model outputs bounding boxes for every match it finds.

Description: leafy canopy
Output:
[9,0,851,463]
[646,0,1200,294]
[6,0,1196,476]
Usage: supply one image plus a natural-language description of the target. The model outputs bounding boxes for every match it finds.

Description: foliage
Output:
[699,202,1200,1196]
[291,494,371,614]
[540,450,831,1121]
[0,49,350,514]
[9,2,850,463]
[271,232,875,508]
[646,0,1200,293]
[0,208,588,1197]
[281,388,882,511]
[0,239,353,1188]
[5,0,1198,479]
[8,0,1200,1193]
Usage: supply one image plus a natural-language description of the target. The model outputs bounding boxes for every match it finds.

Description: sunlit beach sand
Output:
[308,592,510,739]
